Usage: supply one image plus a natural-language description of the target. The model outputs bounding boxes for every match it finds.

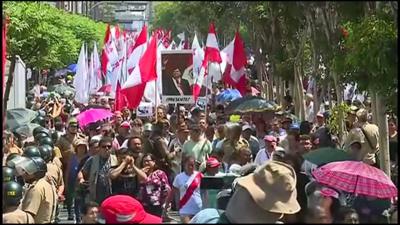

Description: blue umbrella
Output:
[216,89,242,104]
[67,64,77,73]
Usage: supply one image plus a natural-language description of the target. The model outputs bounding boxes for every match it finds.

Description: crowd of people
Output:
[2,75,398,224]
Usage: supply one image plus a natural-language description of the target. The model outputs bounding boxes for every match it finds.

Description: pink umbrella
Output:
[76,108,114,128]
[98,84,112,93]
[312,161,397,199]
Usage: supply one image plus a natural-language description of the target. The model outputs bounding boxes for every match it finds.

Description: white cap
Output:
[242,124,253,131]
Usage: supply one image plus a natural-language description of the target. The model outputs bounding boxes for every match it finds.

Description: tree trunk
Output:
[375,94,391,177]
[295,63,306,121]
[3,55,16,116]
[332,70,345,141]
[275,75,280,104]
[370,91,379,125]
[280,78,285,103]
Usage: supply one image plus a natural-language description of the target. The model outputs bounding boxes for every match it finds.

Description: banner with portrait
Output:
[160,50,212,105]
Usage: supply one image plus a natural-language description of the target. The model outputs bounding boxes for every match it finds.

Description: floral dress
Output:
[139,169,171,207]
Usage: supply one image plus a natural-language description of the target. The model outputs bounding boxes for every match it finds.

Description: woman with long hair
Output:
[138,153,171,217]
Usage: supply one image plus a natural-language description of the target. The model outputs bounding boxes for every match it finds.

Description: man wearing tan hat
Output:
[192,161,300,223]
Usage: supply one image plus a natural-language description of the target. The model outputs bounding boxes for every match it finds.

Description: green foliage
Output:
[333,14,397,110]
[4,2,107,70]
[327,102,351,136]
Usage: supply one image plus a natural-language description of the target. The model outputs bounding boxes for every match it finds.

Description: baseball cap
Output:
[242,124,253,132]
[100,195,162,224]
[143,123,152,132]
[206,157,221,168]
[89,135,102,145]
[120,121,131,129]
[264,135,277,142]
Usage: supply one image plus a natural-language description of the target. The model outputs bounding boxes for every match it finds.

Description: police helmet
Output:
[5,153,24,169]
[34,132,49,142]
[50,130,59,143]
[33,126,50,137]
[38,136,54,148]
[23,146,42,158]
[15,157,47,180]
[33,116,46,127]
[3,167,16,183]
[3,181,23,206]
[38,145,54,163]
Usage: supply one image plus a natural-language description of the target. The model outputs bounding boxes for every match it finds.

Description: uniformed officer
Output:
[3,181,35,223]
[38,136,63,169]
[221,123,249,165]
[33,127,63,169]
[5,154,25,187]
[16,156,58,223]
[39,144,65,223]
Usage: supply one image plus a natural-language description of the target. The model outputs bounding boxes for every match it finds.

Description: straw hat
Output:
[236,161,300,214]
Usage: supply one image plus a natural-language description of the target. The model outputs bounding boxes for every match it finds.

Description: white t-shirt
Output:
[254,148,272,166]
[173,171,202,216]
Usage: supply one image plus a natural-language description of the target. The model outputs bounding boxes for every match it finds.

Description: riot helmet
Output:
[3,181,23,207]
[38,136,54,148]
[34,132,49,142]
[38,145,54,163]
[15,156,47,180]
[23,146,42,158]
[3,167,16,183]
[32,126,50,137]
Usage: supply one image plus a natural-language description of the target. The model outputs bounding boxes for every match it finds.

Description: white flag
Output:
[73,43,89,104]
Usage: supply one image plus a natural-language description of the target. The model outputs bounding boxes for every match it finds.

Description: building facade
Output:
[47,1,152,29]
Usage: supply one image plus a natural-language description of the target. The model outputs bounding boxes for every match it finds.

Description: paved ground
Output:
[56,202,180,224]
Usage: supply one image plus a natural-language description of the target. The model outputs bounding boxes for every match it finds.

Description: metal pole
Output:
[205,61,210,116]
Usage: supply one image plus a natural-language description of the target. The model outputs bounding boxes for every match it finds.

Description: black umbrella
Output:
[6,108,39,130]
[226,96,280,114]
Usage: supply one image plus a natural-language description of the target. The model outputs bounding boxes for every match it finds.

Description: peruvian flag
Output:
[121,35,158,109]
[101,24,119,78]
[222,31,247,95]
[127,25,147,75]
[203,23,222,63]
[193,23,222,101]
[2,17,7,96]
[114,81,128,112]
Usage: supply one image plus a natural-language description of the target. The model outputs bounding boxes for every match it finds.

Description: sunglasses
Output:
[101,145,112,149]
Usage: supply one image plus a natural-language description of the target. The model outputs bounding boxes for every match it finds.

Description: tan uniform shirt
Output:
[222,137,249,164]
[47,162,64,188]
[344,122,380,165]
[53,157,63,170]
[21,178,57,223]
[3,208,35,224]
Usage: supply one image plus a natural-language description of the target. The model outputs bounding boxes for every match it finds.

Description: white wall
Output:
[7,56,26,109]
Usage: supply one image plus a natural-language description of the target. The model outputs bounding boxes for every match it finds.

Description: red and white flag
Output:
[193,23,222,101]
[204,23,222,63]
[222,31,247,95]
[121,35,158,109]
[127,25,147,75]
[114,81,128,112]
[101,24,119,78]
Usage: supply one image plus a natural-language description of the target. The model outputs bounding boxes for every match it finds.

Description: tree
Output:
[4,2,107,70]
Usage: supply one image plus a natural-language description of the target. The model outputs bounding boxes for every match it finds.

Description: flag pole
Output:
[205,61,210,116]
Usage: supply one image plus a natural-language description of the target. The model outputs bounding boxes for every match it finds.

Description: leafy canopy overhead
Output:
[4,2,107,70]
